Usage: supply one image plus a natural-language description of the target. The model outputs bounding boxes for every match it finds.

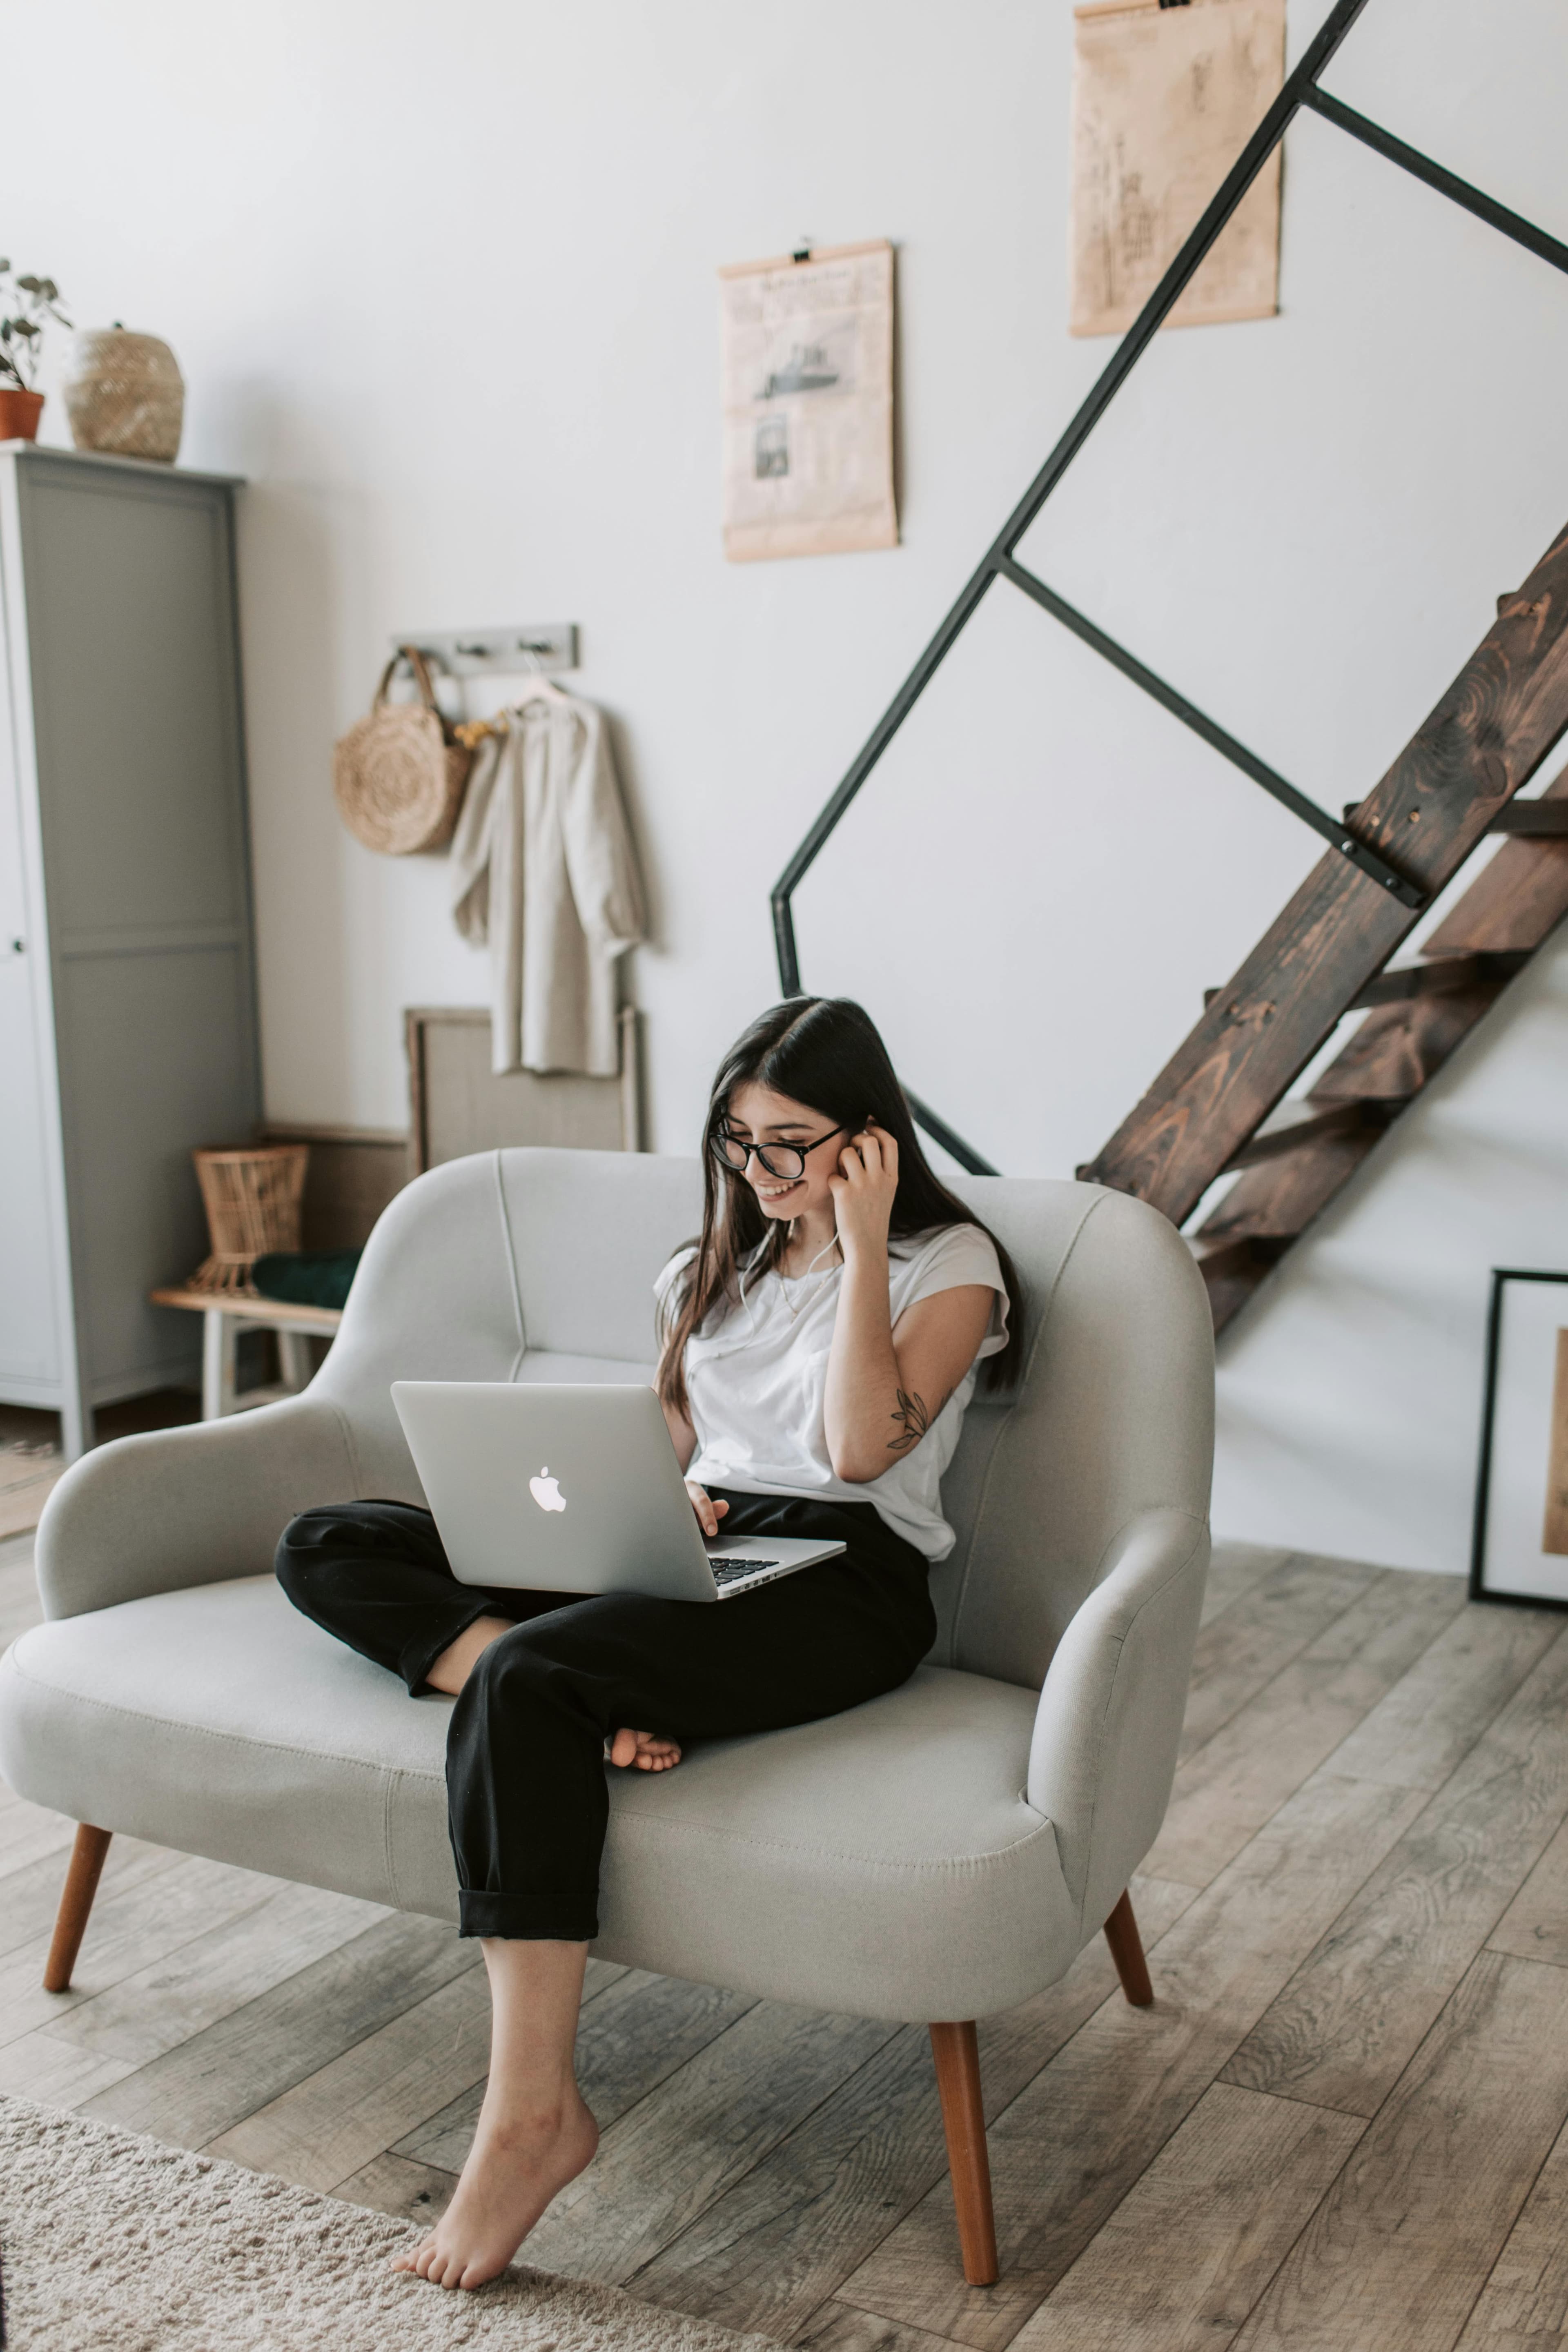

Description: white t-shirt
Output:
[654,1225,1009,1561]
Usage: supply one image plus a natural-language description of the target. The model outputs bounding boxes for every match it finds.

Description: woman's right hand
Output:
[685,1482,729,1539]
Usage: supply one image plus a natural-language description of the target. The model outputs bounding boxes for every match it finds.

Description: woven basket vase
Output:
[188,1145,309,1295]
[333,647,472,855]
[62,329,185,464]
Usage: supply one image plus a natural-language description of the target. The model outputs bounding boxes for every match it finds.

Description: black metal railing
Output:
[769,0,1568,1172]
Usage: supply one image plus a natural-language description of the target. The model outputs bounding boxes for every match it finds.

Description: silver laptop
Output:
[391,1381,845,1603]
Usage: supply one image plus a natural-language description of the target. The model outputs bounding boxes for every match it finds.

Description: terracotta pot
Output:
[62,329,184,464]
[0,387,45,443]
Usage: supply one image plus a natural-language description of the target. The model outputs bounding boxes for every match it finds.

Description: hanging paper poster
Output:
[718,240,897,563]
[1071,0,1286,337]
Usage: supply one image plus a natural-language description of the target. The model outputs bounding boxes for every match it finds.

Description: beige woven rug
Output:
[0,2097,782,2351]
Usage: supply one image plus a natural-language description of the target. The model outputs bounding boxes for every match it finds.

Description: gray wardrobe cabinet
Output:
[0,443,261,1459]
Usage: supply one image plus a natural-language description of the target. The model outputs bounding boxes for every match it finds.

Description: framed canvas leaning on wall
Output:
[1472,1268,1568,1608]
[406,1004,642,1174]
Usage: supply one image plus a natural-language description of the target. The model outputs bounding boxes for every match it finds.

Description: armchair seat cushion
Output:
[0,1576,1076,2021]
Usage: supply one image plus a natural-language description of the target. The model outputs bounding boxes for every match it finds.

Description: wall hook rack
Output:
[389,624,578,679]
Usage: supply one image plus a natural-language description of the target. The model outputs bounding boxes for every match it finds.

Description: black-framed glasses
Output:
[710,1123,851,1180]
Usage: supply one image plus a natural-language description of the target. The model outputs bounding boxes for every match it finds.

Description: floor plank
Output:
[214,1949,641,2200]
[1004,2082,1365,2352]
[1229,1951,1568,2351]
[1199,1543,1292,1628]
[1177,1556,1381,1764]
[1452,2109,1568,2350]
[0,1835,186,1965]
[47,1876,388,2065]
[1325,1603,1562,1793]
[396,1968,759,2174]
[629,1877,1198,2346]
[1223,1626,1568,2115]
[205,1963,494,2189]
[82,1910,479,2148]
[1488,1808,1568,1969]
[1148,1568,1468,1888]
[522,2001,899,2288]
[334,2148,461,2230]
[0,1851,313,2052]
[0,2026,140,2108]
[796,2306,969,2352]
[821,1770,1430,2352]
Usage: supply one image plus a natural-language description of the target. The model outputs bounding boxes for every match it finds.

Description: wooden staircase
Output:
[767,0,1568,1303]
[1080,519,1568,1330]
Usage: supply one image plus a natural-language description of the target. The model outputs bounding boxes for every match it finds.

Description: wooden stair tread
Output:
[1344,799,1568,837]
[1218,1099,1396,1175]
[1423,765,1568,954]
[1349,949,1530,1010]
[1308,984,1507,1102]
[1082,518,1568,1227]
[1488,800,1568,834]
[1204,951,1530,1015]
[1081,511,1568,1336]
[1186,758,1568,1327]
[1189,1234,1292,1269]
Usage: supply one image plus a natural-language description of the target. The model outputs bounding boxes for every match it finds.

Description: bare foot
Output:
[392,2093,599,2290]
[607,1726,682,1771]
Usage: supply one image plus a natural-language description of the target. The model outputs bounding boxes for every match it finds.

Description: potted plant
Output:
[0,263,71,443]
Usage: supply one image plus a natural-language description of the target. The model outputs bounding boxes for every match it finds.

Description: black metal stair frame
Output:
[768,0,1568,1176]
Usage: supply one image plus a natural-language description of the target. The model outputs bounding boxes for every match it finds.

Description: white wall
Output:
[8,0,1568,1572]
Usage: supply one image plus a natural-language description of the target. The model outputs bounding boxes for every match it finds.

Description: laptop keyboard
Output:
[709,1556,780,1586]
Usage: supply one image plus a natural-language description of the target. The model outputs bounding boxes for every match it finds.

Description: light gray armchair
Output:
[0,1149,1214,2283]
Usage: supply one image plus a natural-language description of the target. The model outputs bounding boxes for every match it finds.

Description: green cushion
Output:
[251,1250,361,1312]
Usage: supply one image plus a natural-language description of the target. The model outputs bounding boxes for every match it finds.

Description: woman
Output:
[275,996,1021,2290]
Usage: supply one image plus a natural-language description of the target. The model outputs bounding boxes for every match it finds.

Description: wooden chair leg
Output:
[1103,1886,1154,2007]
[43,1824,112,1993]
[929,2021,999,2287]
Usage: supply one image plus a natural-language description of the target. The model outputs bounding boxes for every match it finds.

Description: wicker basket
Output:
[187,1145,310,1294]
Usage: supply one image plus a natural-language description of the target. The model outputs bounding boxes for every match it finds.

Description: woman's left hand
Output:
[829,1124,898,1263]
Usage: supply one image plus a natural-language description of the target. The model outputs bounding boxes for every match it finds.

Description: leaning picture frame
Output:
[1470,1267,1568,1610]
[405,1004,642,1175]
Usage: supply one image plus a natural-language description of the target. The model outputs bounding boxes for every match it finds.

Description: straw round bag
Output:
[332,647,473,855]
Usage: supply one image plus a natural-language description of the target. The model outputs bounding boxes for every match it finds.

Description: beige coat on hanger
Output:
[449,694,645,1077]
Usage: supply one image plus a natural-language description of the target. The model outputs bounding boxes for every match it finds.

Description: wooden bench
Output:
[149,1289,343,1421]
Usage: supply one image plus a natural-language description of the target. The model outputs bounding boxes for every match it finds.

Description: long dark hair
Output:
[656,997,1023,1415]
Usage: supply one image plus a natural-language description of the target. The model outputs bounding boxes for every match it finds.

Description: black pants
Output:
[275,1490,935,1940]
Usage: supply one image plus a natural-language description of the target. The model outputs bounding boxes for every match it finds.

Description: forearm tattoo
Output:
[887,1387,951,1455]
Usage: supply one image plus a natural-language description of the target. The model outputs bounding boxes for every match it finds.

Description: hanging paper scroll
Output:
[1071,0,1286,337]
[718,240,897,563]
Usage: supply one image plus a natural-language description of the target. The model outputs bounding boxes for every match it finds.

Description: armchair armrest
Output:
[35,1398,363,1621]
[1026,1505,1209,1938]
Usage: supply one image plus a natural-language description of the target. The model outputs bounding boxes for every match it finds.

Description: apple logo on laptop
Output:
[529,1466,567,1514]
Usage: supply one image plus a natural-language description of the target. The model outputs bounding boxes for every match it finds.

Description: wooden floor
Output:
[5,1530,1568,2351]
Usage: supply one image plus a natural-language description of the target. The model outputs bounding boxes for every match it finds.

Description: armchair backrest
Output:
[314,1149,1213,1692]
